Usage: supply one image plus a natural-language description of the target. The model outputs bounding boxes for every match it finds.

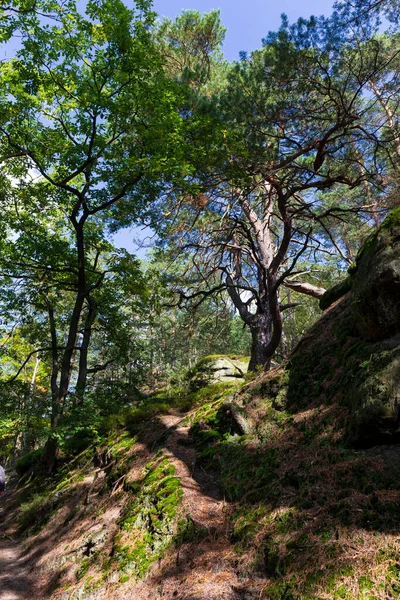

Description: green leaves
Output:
[0,0,190,219]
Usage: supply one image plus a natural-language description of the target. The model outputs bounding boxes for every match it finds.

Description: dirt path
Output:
[0,494,37,600]
[0,414,262,600]
[0,536,33,600]
[120,415,259,600]
[160,415,225,533]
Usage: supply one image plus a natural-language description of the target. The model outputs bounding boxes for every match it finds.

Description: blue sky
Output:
[152,0,335,60]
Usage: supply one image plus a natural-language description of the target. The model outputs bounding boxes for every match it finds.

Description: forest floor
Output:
[0,491,42,600]
[0,403,262,600]
[123,413,260,600]
[2,374,400,599]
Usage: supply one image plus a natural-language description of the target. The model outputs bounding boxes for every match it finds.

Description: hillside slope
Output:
[2,360,400,600]
[1,208,400,600]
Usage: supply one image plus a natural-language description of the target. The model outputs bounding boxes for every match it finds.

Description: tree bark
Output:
[283,279,326,299]
[44,218,87,472]
[76,296,97,404]
[248,310,273,371]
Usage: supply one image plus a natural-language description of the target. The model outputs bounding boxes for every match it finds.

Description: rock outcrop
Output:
[188,355,248,390]
[265,207,400,447]
[350,206,400,341]
[320,205,400,340]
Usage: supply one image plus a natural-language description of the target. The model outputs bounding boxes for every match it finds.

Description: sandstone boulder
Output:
[188,355,248,390]
[276,207,400,446]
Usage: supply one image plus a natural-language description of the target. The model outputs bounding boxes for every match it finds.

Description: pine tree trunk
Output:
[248,311,273,372]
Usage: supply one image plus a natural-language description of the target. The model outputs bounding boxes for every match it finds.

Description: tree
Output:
[333,0,400,27]
[0,0,190,468]
[0,181,148,457]
[141,253,251,381]
[155,14,399,371]
[0,328,48,461]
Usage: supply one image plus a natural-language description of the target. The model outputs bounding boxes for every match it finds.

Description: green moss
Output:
[333,584,349,598]
[354,229,378,266]
[112,539,152,580]
[174,515,208,545]
[109,457,183,581]
[77,557,91,580]
[188,382,241,453]
[352,204,400,267]
[109,432,138,454]
[261,579,298,599]
[380,205,400,231]
[194,354,231,367]
[343,209,400,282]
[386,559,400,595]
[347,261,357,275]
[124,380,238,436]
[191,354,248,369]
[219,438,278,502]
[349,350,400,441]
[255,397,293,436]
[250,370,288,400]
[186,355,247,391]
[190,381,239,404]
[358,576,374,592]
[231,506,267,547]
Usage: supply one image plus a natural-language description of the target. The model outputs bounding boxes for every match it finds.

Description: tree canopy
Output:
[0,0,399,468]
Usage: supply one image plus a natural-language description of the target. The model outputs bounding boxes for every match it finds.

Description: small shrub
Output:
[63,428,97,457]
[18,493,51,531]
[15,448,44,476]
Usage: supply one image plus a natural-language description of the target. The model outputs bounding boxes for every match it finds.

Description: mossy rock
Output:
[349,349,400,445]
[350,206,400,341]
[108,457,183,581]
[319,206,400,339]
[279,291,400,446]
[188,355,249,390]
[286,208,400,444]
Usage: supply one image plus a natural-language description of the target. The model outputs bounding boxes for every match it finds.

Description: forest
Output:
[0,0,400,599]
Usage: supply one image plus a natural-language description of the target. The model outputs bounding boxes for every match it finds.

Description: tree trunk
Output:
[44,220,87,472]
[76,297,97,404]
[22,357,41,454]
[43,436,59,473]
[248,311,273,372]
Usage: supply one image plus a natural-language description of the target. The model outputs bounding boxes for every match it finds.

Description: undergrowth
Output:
[181,364,400,600]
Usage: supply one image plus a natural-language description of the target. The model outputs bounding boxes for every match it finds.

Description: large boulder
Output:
[350,206,400,341]
[188,355,249,390]
[319,206,400,340]
[267,207,400,447]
